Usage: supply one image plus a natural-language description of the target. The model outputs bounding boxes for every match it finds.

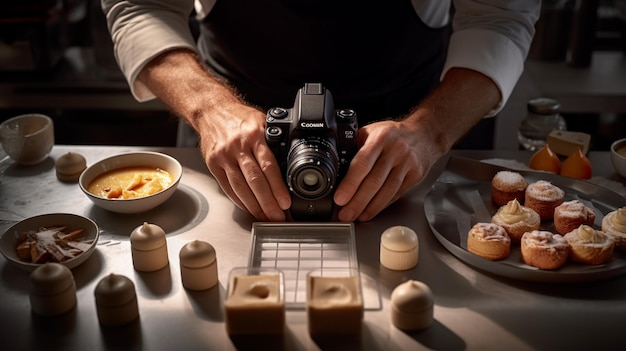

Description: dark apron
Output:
[199,0,448,124]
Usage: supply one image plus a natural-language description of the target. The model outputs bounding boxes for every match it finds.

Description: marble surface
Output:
[1,145,625,351]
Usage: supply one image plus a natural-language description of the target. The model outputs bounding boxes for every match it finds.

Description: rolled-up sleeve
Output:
[444,0,541,116]
[101,0,199,101]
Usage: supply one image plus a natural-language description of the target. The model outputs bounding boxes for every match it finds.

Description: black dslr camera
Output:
[265,83,358,221]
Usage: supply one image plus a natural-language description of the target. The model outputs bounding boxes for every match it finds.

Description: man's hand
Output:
[334,67,501,222]
[138,49,291,221]
[199,102,291,221]
[333,119,434,222]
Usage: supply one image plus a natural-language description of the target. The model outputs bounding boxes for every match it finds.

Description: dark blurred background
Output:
[0,0,624,149]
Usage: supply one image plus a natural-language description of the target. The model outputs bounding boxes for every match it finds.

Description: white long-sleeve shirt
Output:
[102,0,540,115]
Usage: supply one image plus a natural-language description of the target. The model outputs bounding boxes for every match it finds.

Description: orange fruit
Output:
[529,144,561,174]
[560,149,592,179]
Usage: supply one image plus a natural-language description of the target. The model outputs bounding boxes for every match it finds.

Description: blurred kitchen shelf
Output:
[496,51,626,151]
[0,47,166,112]
[0,47,178,146]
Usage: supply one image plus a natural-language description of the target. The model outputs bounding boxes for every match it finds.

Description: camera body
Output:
[265,83,358,221]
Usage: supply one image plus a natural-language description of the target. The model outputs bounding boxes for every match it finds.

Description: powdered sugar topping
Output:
[470,223,510,243]
[555,200,593,220]
[522,230,568,249]
[526,180,565,202]
[493,171,527,191]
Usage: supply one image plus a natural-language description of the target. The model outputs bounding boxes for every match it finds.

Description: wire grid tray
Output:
[249,222,358,309]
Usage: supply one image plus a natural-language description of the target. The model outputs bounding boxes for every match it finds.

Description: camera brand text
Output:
[300,122,325,128]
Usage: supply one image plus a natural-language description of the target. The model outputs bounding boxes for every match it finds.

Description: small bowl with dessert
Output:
[0,213,99,272]
[610,138,626,179]
[79,151,183,214]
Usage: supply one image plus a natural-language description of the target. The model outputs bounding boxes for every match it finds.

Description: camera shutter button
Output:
[269,108,288,119]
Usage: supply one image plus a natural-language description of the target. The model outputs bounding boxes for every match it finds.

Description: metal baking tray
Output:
[425,156,626,283]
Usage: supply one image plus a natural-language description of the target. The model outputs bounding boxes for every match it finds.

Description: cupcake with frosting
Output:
[491,198,540,244]
[602,207,626,252]
[564,225,614,265]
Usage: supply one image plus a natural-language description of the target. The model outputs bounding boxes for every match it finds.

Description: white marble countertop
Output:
[0,145,625,351]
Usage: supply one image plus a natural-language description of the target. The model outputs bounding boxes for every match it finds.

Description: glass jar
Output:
[517,98,567,151]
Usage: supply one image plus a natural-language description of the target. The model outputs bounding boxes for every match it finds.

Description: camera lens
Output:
[286,138,338,200]
[302,171,319,187]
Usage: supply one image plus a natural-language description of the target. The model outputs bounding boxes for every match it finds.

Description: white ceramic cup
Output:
[0,114,54,165]
[610,138,626,178]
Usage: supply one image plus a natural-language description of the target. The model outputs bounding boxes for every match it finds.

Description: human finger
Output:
[333,139,382,207]
[237,151,286,221]
[356,165,420,222]
[336,149,397,222]
[219,159,270,221]
[253,142,291,211]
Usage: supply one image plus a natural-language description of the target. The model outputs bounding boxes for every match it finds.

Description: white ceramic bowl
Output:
[0,113,54,165]
[79,151,183,214]
[0,213,99,272]
[611,138,626,178]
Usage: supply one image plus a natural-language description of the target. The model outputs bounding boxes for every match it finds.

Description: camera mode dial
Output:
[338,109,356,118]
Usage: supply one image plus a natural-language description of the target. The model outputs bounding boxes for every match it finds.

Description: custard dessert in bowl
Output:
[79,151,183,213]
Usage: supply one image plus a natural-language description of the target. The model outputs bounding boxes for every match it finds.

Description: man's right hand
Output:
[138,49,291,221]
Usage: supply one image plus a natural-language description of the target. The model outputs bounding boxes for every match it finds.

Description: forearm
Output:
[137,49,243,135]
[404,67,501,157]
[138,48,290,220]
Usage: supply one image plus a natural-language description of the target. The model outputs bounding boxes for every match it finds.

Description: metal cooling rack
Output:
[249,223,358,309]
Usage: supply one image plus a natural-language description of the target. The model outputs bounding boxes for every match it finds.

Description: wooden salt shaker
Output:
[179,240,218,290]
[130,222,168,272]
[94,273,139,326]
[390,280,434,331]
[29,262,77,316]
